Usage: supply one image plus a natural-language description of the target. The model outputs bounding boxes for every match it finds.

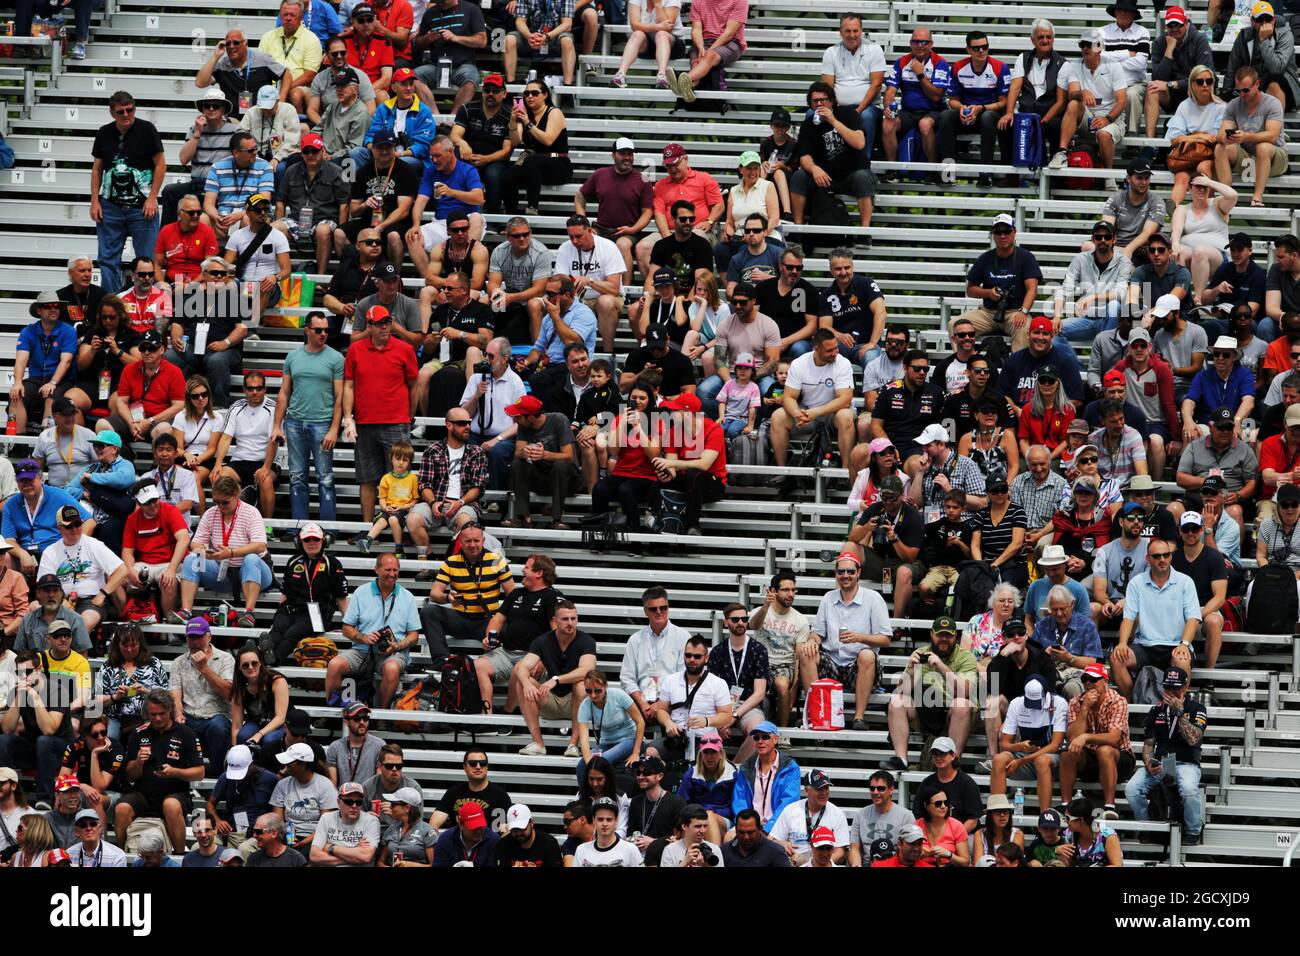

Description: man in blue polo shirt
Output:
[1111,538,1201,700]
[1180,338,1255,430]
[404,134,486,277]
[327,552,422,709]
[519,275,598,395]
[2,461,93,573]
[10,292,78,435]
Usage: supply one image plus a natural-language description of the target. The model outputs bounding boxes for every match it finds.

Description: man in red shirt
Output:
[102,331,187,450]
[343,304,418,523]
[119,257,173,335]
[1261,311,1300,391]
[346,5,396,94]
[153,194,219,287]
[635,144,724,282]
[371,0,414,67]
[870,823,935,867]
[121,483,191,619]
[1259,403,1300,525]
[651,393,727,534]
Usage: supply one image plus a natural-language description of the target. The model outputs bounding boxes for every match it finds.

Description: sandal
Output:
[1251,199,1266,207]
[500,516,532,528]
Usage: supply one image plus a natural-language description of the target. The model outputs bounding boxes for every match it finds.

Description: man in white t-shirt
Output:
[37,504,126,631]
[458,337,526,491]
[769,768,851,865]
[988,675,1067,812]
[215,370,281,518]
[748,572,811,726]
[769,328,857,475]
[223,193,292,312]
[819,13,887,159]
[554,214,629,353]
[650,636,733,762]
[1055,29,1128,172]
[308,781,382,866]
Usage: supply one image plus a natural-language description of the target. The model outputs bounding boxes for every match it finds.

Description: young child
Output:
[758,360,789,424]
[353,440,418,555]
[716,352,761,438]
[759,108,796,218]
[918,489,973,602]
[576,359,621,482]
[1059,418,1091,474]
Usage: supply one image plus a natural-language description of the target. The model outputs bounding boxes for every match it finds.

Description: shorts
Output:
[1085,108,1125,147]
[896,108,945,138]
[413,62,481,91]
[788,167,877,200]
[509,30,574,57]
[117,788,193,819]
[1146,421,1171,443]
[1226,142,1290,177]
[704,37,743,68]
[1132,643,1175,672]
[228,458,281,488]
[409,499,478,530]
[71,596,99,615]
[817,648,873,686]
[21,377,73,419]
[919,564,959,592]
[1078,747,1136,780]
[276,217,337,239]
[341,215,413,244]
[768,661,797,686]
[355,422,411,484]
[484,644,525,680]
[1009,751,1060,780]
[340,646,409,676]
[376,507,412,524]
[539,691,576,720]
[419,219,449,252]
[917,704,951,736]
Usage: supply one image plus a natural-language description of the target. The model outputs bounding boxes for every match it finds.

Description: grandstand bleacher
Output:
[1,0,1299,870]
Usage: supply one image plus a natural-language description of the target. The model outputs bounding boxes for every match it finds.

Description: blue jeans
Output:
[0,732,66,802]
[236,722,286,748]
[478,160,508,213]
[859,104,882,161]
[722,418,748,438]
[97,197,160,295]
[180,552,274,597]
[185,712,232,773]
[1203,316,1279,344]
[1059,299,1122,342]
[697,374,775,419]
[285,417,337,522]
[784,339,814,360]
[1125,761,1203,836]
[471,434,516,490]
[575,736,637,784]
[601,0,627,25]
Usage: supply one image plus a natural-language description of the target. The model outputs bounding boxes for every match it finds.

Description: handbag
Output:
[1167,137,1214,173]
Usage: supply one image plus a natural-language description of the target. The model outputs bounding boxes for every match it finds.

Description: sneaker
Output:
[494,724,517,737]
[676,71,695,103]
[1047,150,1069,170]
[665,67,680,96]
[524,205,540,217]
[168,609,193,624]
[976,757,995,773]
[1103,179,1119,193]
[518,742,547,757]
[850,717,869,732]
[277,527,299,543]
[350,533,371,553]
[414,565,438,581]
[563,744,581,758]
[237,612,256,628]
[882,755,907,772]
[879,168,899,184]
[686,527,701,536]
[1101,804,1119,821]
[584,61,598,81]
[655,74,668,90]
[394,547,406,560]
[1183,831,1202,846]
[33,800,51,812]
[325,690,344,708]
[484,501,501,515]
[71,42,86,60]
[610,72,626,88]
[977,172,993,189]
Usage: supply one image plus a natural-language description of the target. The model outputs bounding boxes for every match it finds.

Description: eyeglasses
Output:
[1148,246,1169,254]
[347,715,370,722]
[135,271,155,278]
[245,384,266,392]
[911,38,931,45]
[677,215,696,224]
[206,268,230,277]
[465,760,488,768]
[380,762,404,771]
[329,49,348,57]
[339,798,365,807]
[750,733,773,741]
[449,225,470,234]
[233,146,258,154]
[226,39,244,46]
[358,238,382,246]
[1076,456,1098,465]
[309,327,329,335]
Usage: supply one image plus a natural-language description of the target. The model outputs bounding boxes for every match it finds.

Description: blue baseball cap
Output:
[749,720,779,737]
[1120,501,1145,517]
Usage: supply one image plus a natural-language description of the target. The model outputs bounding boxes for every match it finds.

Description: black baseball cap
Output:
[372,129,398,147]
[332,67,359,87]
[869,838,895,861]
[374,260,400,281]
[1126,159,1153,176]
[732,280,758,299]
[769,107,792,127]
[1228,231,1254,250]
[644,326,669,348]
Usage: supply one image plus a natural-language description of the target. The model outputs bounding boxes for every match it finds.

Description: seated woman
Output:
[502,81,571,216]
[1064,795,1123,866]
[971,476,1029,589]
[575,670,644,783]
[1164,64,1225,205]
[1171,175,1236,299]
[1051,478,1114,583]
[67,295,142,421]
[676,732,736,846]
[916,787,970,867]
[229,644,290,749]
[262,524,351,667]
[586,379,660,530]
[176,475,273,628]
[847,438,908,513]
[959,400,1019,486]
[609,0,686,90]
[713,152,783,276]
[92,623,167,743]
[1018,366,1074,463]
[682,271,730,379]
[963,583,1022,668]
[171,375,223,512]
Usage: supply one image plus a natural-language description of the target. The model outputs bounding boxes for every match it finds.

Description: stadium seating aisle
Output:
[0,0,1299,871]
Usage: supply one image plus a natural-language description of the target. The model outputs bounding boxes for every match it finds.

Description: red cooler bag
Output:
[803,679,844,731]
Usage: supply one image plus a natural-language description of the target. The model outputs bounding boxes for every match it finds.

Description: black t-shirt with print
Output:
[91,120,165,208]
[279,552,351,609]
[493,829,564,867]
[454,102,512,156]
[621,345,697,396]
[350,159,420,220]
[498,585,563,653]
[650,233,714,289]
[432,300,495,362]
[61,736,127,788]
[707,637,771,701]
[125,721,204,798]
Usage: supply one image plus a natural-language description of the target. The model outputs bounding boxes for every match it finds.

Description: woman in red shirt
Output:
[1017,365,1075,462]
[587,380,660,529]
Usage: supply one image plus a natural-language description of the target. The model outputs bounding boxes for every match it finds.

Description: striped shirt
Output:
[192,501,267,567]
[187,120,241,181]
[435,550,513,617]
[1010,470,1068,532]
[204,156,275,216]
[1088,424,1147,484]
[973,503,1028,563]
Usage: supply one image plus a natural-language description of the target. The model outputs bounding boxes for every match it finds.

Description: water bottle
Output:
[1014,788,1025,817]
[285,821,295,846]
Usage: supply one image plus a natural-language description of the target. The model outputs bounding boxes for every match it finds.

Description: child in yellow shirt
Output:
[353,441,417,557]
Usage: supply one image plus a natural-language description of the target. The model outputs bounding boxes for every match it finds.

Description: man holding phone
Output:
[884,615,978,771]
[1214,65,1288,207]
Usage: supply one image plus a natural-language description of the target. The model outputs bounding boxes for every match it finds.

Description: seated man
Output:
[769,329,856,476]
[1172,511,1228,673]
[503,396,578,529]
[881,27,950,175]
[0,649,77,805]
[332,553,421,709]
[619,324,697,399]
[706,603,769,763]
[165,263,247,411]
[145,432,200,516]
[168,616,235,772]
[308,781,382,866]
[516,276,599,397]
[1058,664,1135,820]
[486,216,551,344]
[1175,407,1258,531]
[121,484,192,624]
[37,504,126,632]
[460,337,528,491]
[414,272,494,420]
[224,193,292,313]
[405,138,486,279]
[1111,530,1203,699]
[988,675,1067,814]
[1124,665,1208,846]
[114,689,206,852]
[513,600,597,758]
[203,131,275,244]
[10,292,77,435]
[3,463,93,577]
[420,523,513,666]
[451,73,514,214]
[213,372,281,521]
[14,575,91,655]
[885,615,977,770]
[806,553,891,734]
[473,554,562,718]
[1031,582,1103,700]
[1213,66,1289,208]
[649,393,729,535]
[844,474,924,595]
[334,131,419,265]
[649,635,734,765]
[405,412,487,570]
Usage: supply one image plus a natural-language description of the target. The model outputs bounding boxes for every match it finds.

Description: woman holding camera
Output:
[229,644,290,749]
[93,623,167,743]
[67,295,142,420]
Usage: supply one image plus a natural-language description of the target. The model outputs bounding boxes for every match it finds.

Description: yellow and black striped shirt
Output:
[435,551,513,616]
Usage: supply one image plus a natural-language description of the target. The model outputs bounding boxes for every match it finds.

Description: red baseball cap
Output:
[457,803,488,828]
[301,132,325,150]
[810,826,838,848]
[1165,5,1188,23]
[393,67,415,82]
[1103,369,1125,387]
[365,305,391,325]
[482,72,505,88]
[660,394,702,413]
[1029,316,1054,334]
[505,395,544,417]
[662,143,687,164]
[1082,663,1109,681]
[46,848,72,866]
[54,773,80,793]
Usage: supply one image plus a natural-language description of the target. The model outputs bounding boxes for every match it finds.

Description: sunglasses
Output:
[347,714,370,722]
[509,231,532,239]
[1149,551,1174,560]
[732,299,751,308]
[646,604,669,613]
[930,799,949,807]
[465,760,488,768]
[245,384,266,392]
[908,364,929,373]
[750,733,773,741]
[1076,456,1098,465]
[447,418,471,426]
[367,319,393,327]
[677,215,696,223]
[1130,341,1149,349]
[113,105,136,116]
[727,615,748,623]
[239,660,260,669]
[1213,351,1236,358]
[309,327,329,335]
[1281,502,1300,509]
[358,238,382,246]
[524,89,544,96]
[339,798,365,807]
[835,568,858,576]
[953,330,976,338]
[683,653,707,661]
[1234,86,1255,95]
[783,263,804,271]
[75,819,100,828]
[969,367,990,375]
[868,785,889,792]
[1038,376,1058,385]
[135,272,155,279]
[911,38,931,45]
[969,44,989,52]
[355,14,375,22]
[1193,77,1214,86]
[190,390,209,399]
[329,49,348,57]
[1148,245,1169,253]
[301,147,321,155]
[201,104,226,111]
[1090,234,1113,243]
[1213,423,1235,431]
[743,227,764,235]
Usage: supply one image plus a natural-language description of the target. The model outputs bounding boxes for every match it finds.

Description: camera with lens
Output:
[374,626,395,653]
[698,844,719,867]
[473,360,492,375]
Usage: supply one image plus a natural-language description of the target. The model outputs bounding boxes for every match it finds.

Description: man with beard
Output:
[576,139,653,278]
[494,803,563,866]
[748,573,811,727]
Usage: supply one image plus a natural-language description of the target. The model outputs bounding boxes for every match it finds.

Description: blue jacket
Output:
[63,456,135,497]
[731,751,801,832]
[1030,610,1103,660]
[365,96,437,164]
[677,763,737,821]
[1,486,91,552]
[432,826,500,867]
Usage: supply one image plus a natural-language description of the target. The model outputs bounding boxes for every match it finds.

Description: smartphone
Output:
[513,96,524,112]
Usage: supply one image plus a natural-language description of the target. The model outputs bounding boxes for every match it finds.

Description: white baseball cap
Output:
[918,423,950,445]
[505,804,532,831]
[1151,294,1182,318]
[135,483,161,504]
[614,137,636,152]
[276,742,316,765]
[225,744,254,781]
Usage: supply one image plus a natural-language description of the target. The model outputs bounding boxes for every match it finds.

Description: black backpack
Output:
[953,560,1000,619]
[673,64,728,114]
[1246,563,1300,635]
[434,654,483,715]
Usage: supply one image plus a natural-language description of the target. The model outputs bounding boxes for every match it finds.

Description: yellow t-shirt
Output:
[41,649,93,695]
[378,470,419,510]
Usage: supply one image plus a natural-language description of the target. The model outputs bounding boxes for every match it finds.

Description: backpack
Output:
[394,679,431,732]
[1245,563,1300,635]
[655,488,688,535]
[794,417,837,470]
[1012,113,1043,169]
[953,560,1000,619]
[122,592,159,624]
[435,653,483,715]
[897,127,928,181]
[292,636,339,668]
[979,333,1011,374]
[673,64,728,114]
[807,187,851,228]
[1063,137,1098,190]
[727,424,769,487]
[1220,594,1245,633]
[1132,665,1166,706]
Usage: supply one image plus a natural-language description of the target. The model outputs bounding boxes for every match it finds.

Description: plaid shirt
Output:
[1011,469,1068,531]
[1067,685,1132,754]
[515,0,576,31]
[416,441,487,514]
[919,453,986,511]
